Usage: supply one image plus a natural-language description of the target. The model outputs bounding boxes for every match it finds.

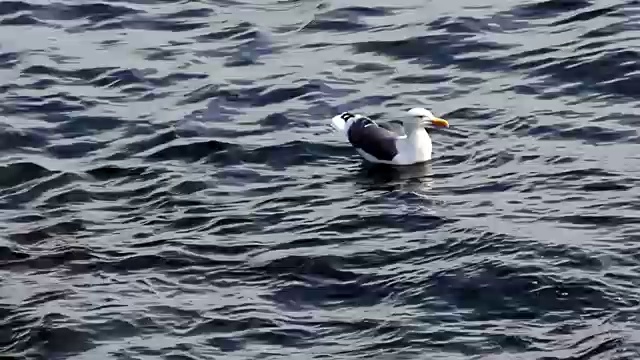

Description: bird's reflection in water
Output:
[352,161,435,194]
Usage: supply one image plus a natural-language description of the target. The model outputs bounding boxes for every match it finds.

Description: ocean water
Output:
[1,0,640,359]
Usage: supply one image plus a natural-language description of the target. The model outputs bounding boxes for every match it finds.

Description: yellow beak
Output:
[431,117,449,127]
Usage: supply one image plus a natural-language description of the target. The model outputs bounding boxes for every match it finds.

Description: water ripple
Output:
[1,0,640,359]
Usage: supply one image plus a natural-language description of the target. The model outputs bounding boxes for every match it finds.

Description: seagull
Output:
[330,108,449,166]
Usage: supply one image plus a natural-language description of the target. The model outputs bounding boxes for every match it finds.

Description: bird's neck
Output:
[403,122,426,138]
[399,122,432,162]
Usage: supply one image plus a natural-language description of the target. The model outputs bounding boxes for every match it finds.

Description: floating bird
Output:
[330,108,449,165]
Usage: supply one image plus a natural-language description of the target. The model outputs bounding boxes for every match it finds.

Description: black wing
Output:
[347,117,399,161]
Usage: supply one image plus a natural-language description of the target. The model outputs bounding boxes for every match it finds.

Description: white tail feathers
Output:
[331,114,347,132]
[331,111,362,132]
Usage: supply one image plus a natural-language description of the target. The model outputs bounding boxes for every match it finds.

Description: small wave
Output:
[1,0,639,358]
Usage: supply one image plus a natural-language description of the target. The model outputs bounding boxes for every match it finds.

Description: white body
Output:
[330,108,436,166]
[390,128,432,165]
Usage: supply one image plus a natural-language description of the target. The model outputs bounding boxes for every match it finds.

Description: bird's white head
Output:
[407,107,449,128]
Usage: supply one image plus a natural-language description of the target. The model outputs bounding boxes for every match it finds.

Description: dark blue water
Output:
[1,0,640,358]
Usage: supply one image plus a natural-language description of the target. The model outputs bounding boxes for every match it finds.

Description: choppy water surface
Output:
[1,0,640,358]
